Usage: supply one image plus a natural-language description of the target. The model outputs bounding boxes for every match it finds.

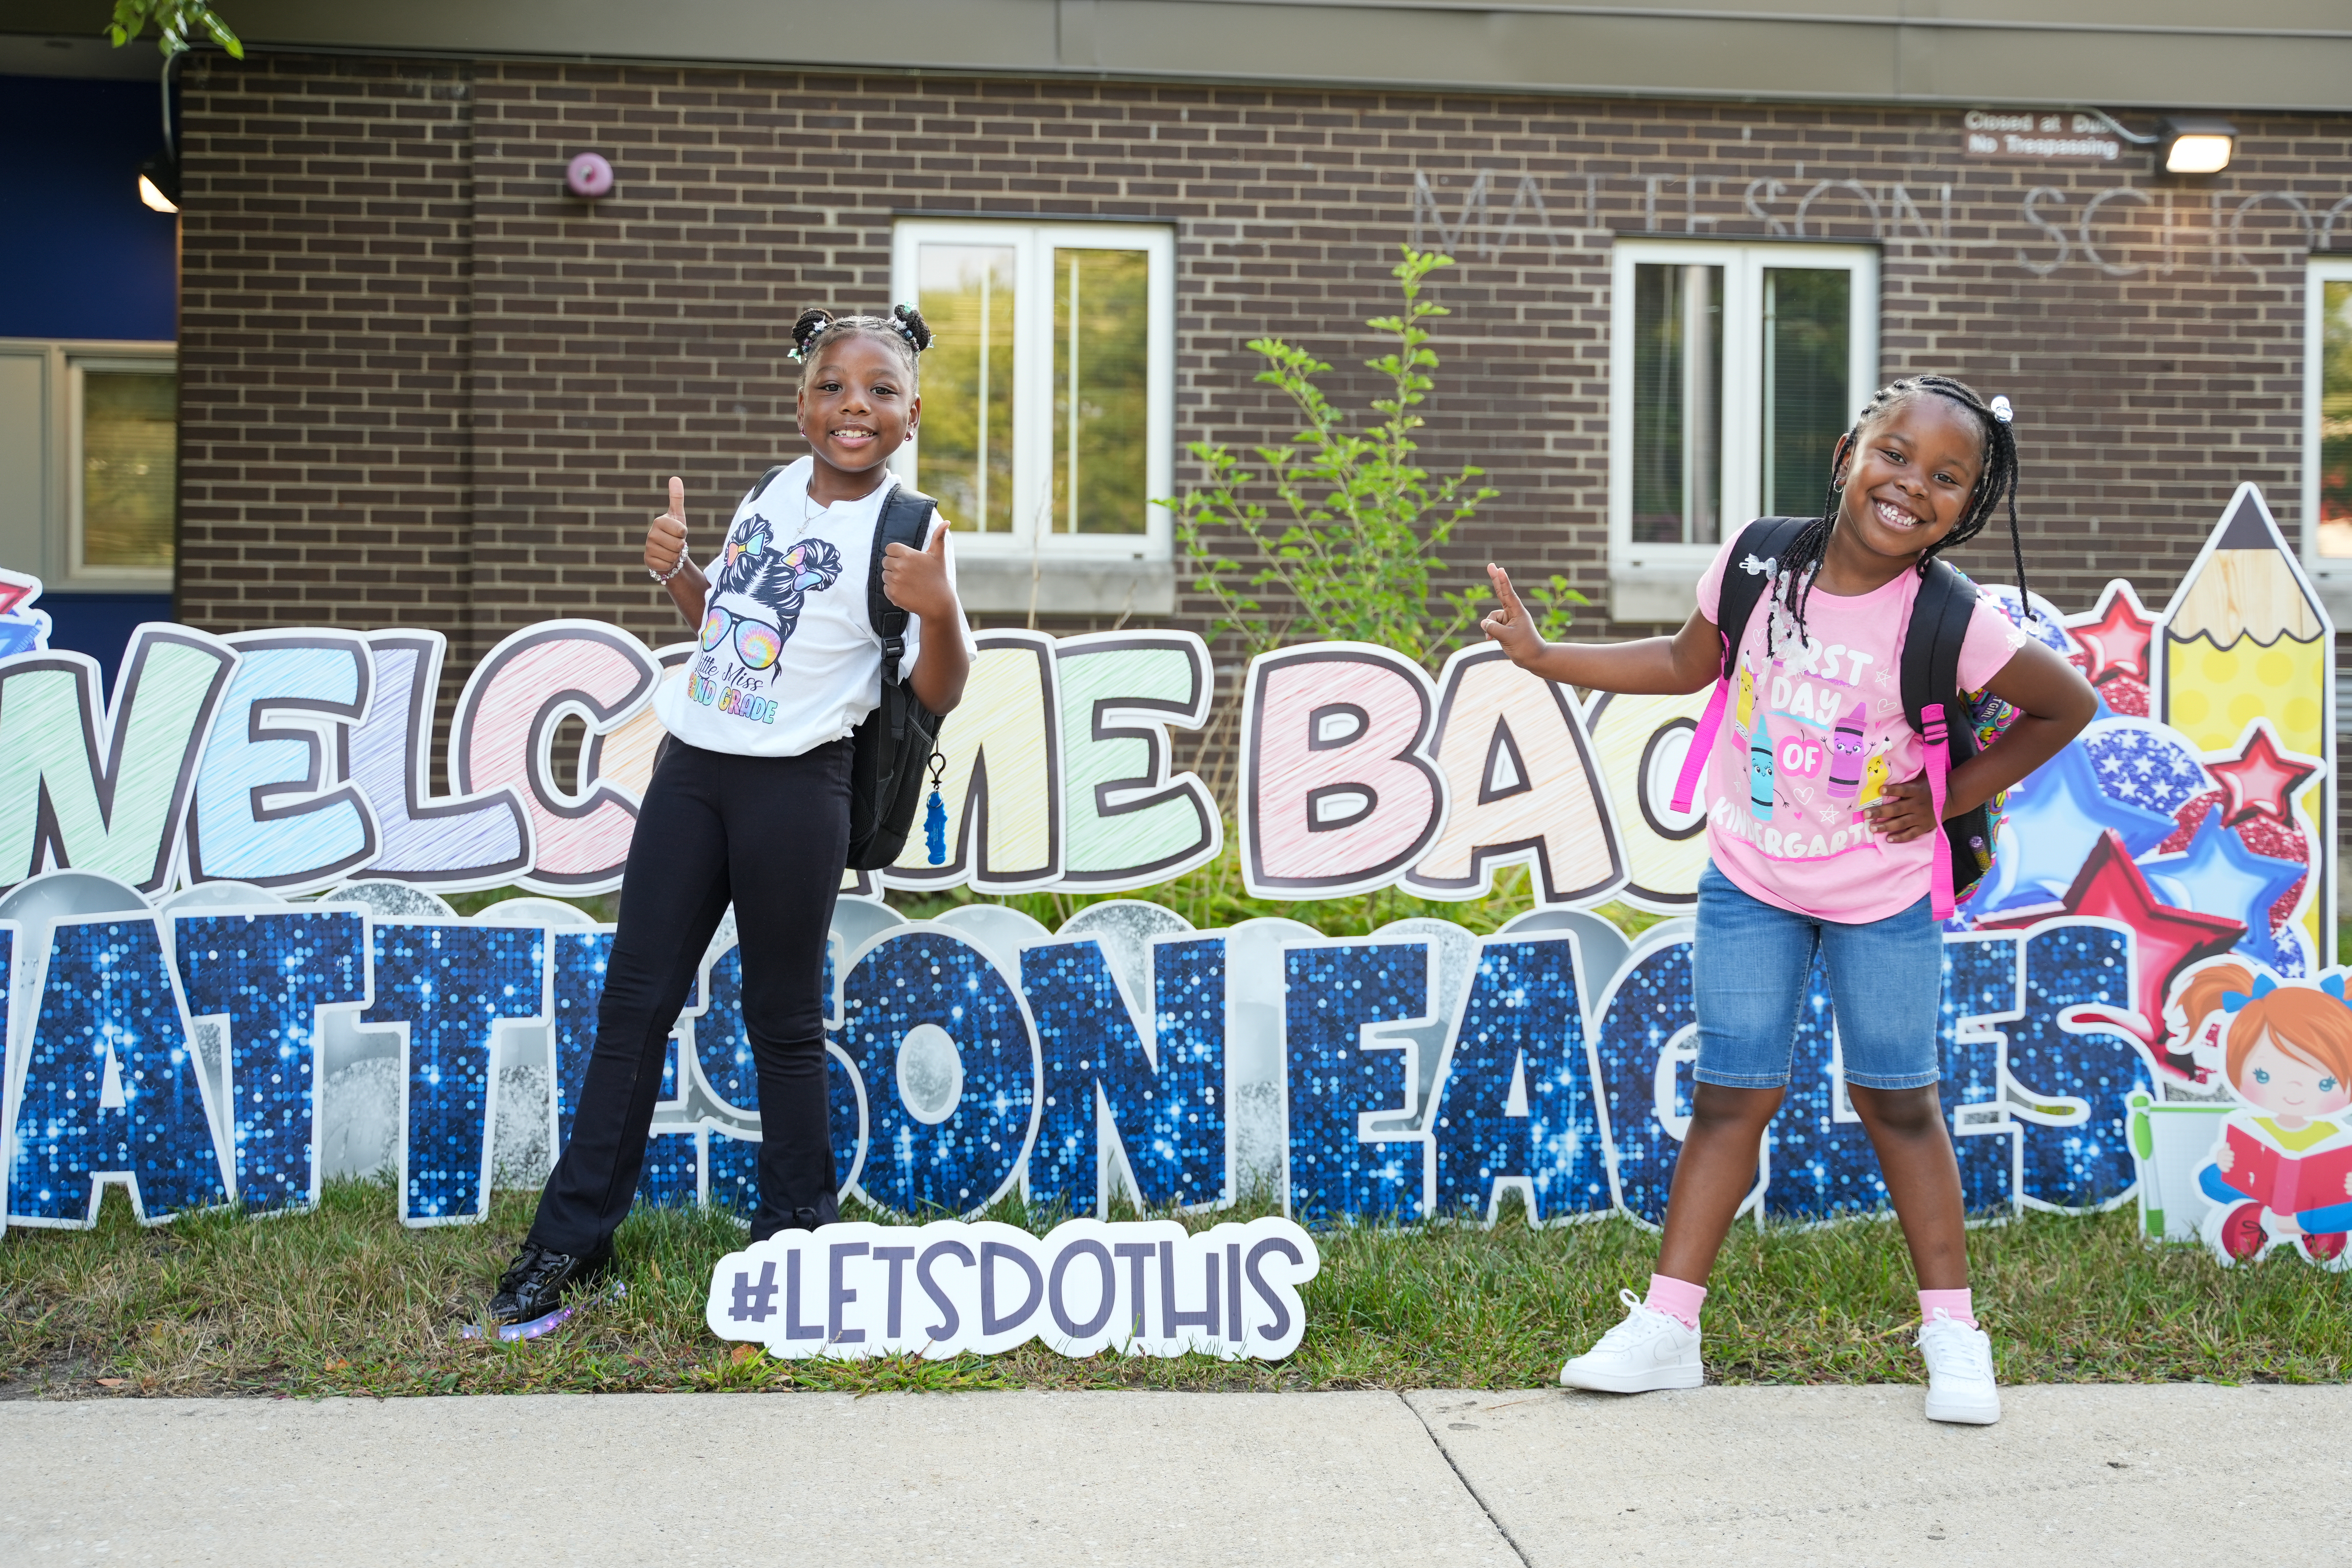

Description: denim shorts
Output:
[1692,862,1943,1092]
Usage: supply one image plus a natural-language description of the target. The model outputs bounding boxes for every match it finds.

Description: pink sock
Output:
[1919,1288,1976,1328]
[1643,1273,1707,1329]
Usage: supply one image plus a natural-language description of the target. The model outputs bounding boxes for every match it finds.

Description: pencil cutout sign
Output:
[0,487,2335,1259]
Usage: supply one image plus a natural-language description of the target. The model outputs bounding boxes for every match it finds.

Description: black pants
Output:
[528,736,850,1254]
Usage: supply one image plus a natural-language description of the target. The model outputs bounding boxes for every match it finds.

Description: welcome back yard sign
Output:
[0,487,2338,1281]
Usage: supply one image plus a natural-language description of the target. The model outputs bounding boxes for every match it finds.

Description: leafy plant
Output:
[1166,246,1583,671]
[107,0,243,57]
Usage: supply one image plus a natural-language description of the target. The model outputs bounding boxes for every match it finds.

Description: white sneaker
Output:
[1559,1289,1703,1393]
[1918,1310,2001,1425]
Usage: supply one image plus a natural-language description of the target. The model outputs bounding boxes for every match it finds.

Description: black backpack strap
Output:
[1900,560,1980,764]
[744,464,789,507]
[1710,517,1814,675]
[870,485,938,688]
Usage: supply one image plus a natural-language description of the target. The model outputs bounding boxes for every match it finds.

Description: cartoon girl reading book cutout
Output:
[2179,963,2352,1268]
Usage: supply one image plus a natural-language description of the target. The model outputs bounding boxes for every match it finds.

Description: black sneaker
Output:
[487,1242,611,1326]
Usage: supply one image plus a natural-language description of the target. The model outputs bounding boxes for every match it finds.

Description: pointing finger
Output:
[1487,562,1528,612]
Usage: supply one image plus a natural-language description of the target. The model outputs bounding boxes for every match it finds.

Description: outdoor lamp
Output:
[2159,116,2237,176]
[138,151,180,214]
[136,150,180,212]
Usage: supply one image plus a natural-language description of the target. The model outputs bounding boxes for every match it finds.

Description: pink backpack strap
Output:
[1921,702,1955,921]
[1669,637,1733,816]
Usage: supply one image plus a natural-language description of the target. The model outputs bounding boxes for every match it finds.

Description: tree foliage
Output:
[107,1,243,58]
[1169,246,1582,671]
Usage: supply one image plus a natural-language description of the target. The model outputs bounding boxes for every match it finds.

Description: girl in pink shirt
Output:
[1483,376,2096,1424]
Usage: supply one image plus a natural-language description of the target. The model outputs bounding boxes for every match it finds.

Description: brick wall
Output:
[179,56,477,645]
[180,56,2352,659]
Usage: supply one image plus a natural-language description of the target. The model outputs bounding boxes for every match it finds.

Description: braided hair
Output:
[1769,375,2027,652]
[789,303,933,386]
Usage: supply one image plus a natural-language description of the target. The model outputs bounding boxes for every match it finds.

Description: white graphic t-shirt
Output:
[653,458,976,759]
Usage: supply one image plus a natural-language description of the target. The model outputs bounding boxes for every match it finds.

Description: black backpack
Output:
[740,467,946,871]
[1694,515,1996,914]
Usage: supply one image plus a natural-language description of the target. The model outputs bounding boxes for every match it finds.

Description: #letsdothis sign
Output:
[1962,111,2123,163]
[705,1218,1320,1361]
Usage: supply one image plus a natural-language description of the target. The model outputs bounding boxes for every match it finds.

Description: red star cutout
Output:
[2204,721,2319,828]
[0,578,32,618]
[2068,583,2157,687]
[1981,829,2246,1037]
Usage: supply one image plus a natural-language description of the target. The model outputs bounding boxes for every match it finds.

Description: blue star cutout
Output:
[2142,811,2308,973]
[1971,737,2179,915]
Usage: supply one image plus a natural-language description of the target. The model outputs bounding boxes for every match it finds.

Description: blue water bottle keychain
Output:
[923,750,949,865]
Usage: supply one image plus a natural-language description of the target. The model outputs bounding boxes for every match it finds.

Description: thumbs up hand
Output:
[882,518,957,620]
[646,476,690,579]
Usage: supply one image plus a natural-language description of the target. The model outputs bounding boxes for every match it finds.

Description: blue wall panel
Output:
[0,75,178,341]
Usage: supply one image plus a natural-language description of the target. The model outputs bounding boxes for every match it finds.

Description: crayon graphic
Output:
[1734,656,1757,733]
[1749,734,1775,822]
[2158,484,2334,957]
[1825,697,1867,802]
[1855,751,1889,818]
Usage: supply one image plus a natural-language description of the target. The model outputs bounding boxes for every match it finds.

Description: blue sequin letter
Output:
[1020,936,1227,1212]
[7,915,228,1226]
[1428,936,1611,1223]
[1285,941,1431,1222]
[2008,920,2147,1211]
[175,910,370,1212]
[365,922,546,1226]
[837,930,1037,1215]
[1590,935,1697,1228]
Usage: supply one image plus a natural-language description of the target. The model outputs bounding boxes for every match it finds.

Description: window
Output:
[1609,243,1878,608]
[890,222,1174,562]
[0,339,178,591]
[2306,258,2352,568]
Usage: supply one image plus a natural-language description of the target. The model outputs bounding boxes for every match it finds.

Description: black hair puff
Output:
[788,304,931,365]
[789,307,836,360]
[890,302,934,352]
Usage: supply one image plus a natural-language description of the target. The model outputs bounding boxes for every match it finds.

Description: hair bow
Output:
[2220,974,2280,1013]
[2325,974,2348,1003]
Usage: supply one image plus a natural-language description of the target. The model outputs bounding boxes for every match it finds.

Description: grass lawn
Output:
[2,1181,2345,1399]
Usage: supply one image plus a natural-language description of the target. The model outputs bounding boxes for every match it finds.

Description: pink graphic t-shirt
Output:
[1694,532,2026,923]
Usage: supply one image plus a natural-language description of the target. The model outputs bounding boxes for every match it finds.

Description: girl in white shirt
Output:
[489,306,975,1327]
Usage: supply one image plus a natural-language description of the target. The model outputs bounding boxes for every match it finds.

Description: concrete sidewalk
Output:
[4,1384,2344,1566]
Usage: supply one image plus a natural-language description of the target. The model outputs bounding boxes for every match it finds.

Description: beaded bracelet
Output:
[648,552,689,585]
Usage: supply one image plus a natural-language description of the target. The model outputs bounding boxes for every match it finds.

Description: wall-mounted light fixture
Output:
[138,152,180,214]
[566,152,616,200]
[2159,116,2238,176]
[136,45,187,214]
[2077,109,2240,179]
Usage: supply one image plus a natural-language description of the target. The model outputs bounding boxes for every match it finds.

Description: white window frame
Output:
[889,220,1175,564]
[1608,240,1879,579]
[0,337,178,592]
[2303,256,2352,596]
